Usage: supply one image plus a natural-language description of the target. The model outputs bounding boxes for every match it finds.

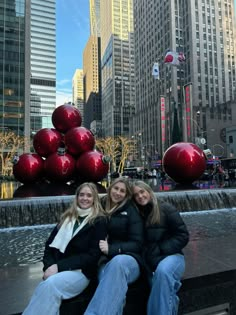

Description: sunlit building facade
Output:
[83,36,101,134]
[100,0,135,137]
[0,0,31,138]
[72,69,84,123]
[30,0,56,132]
[132,0,236,157]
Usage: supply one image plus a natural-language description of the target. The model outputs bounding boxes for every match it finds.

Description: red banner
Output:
[160,97,166,155]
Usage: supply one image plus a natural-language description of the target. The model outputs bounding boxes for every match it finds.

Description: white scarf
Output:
[49,207,92,253]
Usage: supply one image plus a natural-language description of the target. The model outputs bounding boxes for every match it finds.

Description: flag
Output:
[164,50,185,66]
[152,62,160,79]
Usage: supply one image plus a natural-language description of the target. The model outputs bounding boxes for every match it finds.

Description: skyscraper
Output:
[89,0,100,37]
[72,69,84,123]
[30,0,56,132]
[0,0,31,138]
[133,0,236,156]
[83,0,101,135]
[100,0,135,137]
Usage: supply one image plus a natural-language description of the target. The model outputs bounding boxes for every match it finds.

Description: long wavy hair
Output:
[104,177,132,215]
[60,182,105,225]
[131,180,161,225]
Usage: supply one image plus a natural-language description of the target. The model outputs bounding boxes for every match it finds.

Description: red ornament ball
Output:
[44,152,76,182]
[163,142,206,184]
[13,153,44,184]
[76,151,109,182]
[65,127,95,156]
[33,128,63,157]
[52,104,82,133]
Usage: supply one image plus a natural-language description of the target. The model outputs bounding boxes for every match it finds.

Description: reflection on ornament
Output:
[33,128,63,157]
[13,153,44,184]
[76,151,109,182]
[52,104,82,133]
[163,142,206,184]
[44,152,76,182]
[65,127,95,156]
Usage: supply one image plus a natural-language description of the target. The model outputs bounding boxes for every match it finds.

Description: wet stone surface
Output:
[0,224,54,267]
[0,208,236,268]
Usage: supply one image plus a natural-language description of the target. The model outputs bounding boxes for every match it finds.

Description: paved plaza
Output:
[1,209,236,314]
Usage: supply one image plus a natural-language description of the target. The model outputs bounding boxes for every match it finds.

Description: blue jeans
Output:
[84,255,140,315]
[22,270,90,315]
[147,254,185,315]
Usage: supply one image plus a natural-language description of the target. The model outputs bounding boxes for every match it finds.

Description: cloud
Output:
[56,89,72,107]
[57,79,71,86]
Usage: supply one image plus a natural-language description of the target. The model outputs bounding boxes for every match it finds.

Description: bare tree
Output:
[95,137,120,172]
[96,136,134,175]
[0,131,26,176]
[117,136,135,174]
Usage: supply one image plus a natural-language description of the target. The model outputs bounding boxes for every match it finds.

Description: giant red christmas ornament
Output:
[65,127,95,156]
[163,142,206,184]
[44,151,76,182]
[52,104,82,133]
[76,151,109,182]
[13,153,44,184]
[33,128,63,157]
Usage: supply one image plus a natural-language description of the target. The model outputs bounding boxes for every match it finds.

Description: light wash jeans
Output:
[84,254,140,315]
[22,270,90,315]
[147,254,185,315]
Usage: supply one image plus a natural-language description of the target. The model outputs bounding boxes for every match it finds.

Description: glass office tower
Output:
[0,0,31,137]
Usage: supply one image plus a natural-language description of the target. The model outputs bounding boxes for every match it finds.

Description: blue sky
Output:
[56,0,236,106]
[56,0,90,105]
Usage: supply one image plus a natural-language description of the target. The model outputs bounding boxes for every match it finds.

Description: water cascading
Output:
[1,189,236,228]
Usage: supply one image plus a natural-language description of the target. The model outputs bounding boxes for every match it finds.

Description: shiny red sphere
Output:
[13,153,44,184]
[65,127,95,156]
[44,152,76,182]
[76,151,109,182]
[52,104,82,133]
[163,142,206,184]
[33,128,63,157]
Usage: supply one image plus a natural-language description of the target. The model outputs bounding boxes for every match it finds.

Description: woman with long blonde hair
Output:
[132,180,189,315]
[84,177,143,315]
[23,182,107,315]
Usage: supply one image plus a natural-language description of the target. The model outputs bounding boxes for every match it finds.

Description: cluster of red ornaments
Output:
[13,104,109,185]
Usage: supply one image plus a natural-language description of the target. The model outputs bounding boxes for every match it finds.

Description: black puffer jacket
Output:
[139,201,189,272]
[101,197,144,266]
[43,217,107,279]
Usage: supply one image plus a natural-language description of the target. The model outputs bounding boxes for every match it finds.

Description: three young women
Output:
[84,177,143,315]
[23,182,107,315]
[132,180,189,315]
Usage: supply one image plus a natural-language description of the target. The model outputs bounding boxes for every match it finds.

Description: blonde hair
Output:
[60,182,105,225]
[132,180,161,225]
[104,177,132,214]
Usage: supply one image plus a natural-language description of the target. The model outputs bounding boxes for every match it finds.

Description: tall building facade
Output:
[133,0,236,157]
[83,0,101,135]
[100,0,135,137]
[72,69,84,123]
[89,0,100,37]
[83,36,102,134]
[30,0,56,132]
[0,0,31,138]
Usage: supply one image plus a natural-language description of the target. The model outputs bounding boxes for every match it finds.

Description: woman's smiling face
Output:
[133,185,151,206]
[110,182,127,205]
[77,186,94,209]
